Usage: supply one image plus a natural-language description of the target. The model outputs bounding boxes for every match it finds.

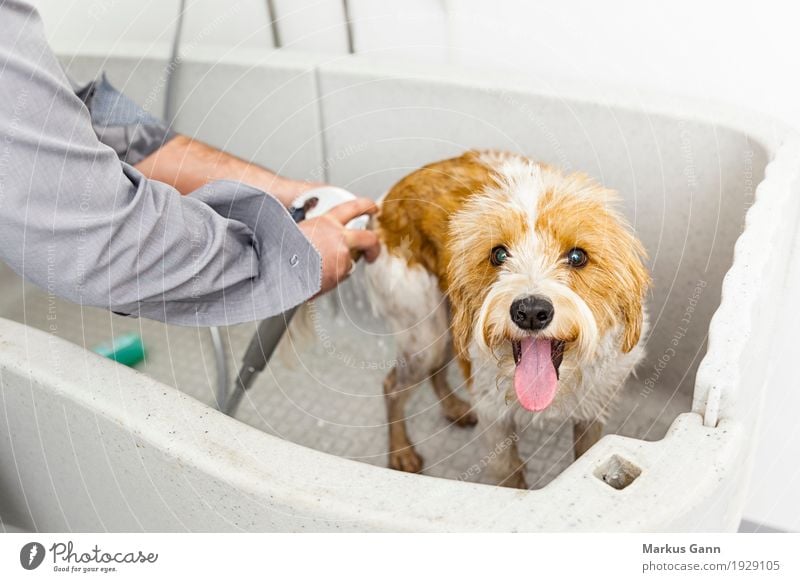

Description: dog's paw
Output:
[389,448,424,473]
[443,398,478,427]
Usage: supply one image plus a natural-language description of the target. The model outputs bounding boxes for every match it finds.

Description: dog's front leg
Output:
[384,367,424,473]
[573,419,603,459]
[430,363,477,427]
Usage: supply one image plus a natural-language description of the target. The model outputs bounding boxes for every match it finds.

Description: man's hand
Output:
[298,198,380,295]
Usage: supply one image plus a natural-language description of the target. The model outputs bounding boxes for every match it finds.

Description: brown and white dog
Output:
[365,150,650,489]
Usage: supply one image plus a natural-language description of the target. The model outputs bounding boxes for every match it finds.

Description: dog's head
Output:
[446,157,650,412]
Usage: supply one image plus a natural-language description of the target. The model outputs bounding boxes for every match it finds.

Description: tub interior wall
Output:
[317,65,769,406]
[0,55,769,492]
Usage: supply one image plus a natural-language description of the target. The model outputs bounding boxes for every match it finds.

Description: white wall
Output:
[350,0,800,130]
[272,0,349,53]
[32,0,275,55]
[32,0,181,57]
[33,0,800,128]
[181,0,275,51]
[348,0,448,61]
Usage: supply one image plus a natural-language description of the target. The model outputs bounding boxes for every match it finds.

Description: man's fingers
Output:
[344,229,381,263]
[328,198,378,225]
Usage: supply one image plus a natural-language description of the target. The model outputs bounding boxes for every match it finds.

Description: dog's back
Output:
[363,153,494,472]
[373,151,495,289]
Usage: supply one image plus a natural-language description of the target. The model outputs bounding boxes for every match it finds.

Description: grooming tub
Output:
[0,52,798,532]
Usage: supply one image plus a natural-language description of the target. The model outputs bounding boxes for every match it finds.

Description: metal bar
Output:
[209,327,229,411]
[265,0,282,48]
[163,0,187,123]
[223,306,298,416]
[342,0,354,54]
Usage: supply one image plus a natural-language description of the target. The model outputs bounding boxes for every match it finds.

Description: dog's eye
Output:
[566,247,588,268]
[490,245,509,266]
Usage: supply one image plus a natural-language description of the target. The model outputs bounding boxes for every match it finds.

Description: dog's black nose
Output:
[510,295,554,331]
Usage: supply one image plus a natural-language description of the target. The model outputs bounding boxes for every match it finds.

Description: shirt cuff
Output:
[131,180,322,326]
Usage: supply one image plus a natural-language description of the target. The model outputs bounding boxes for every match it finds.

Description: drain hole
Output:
[594,455,641,490]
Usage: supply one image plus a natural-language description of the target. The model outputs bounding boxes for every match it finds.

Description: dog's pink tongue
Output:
[514,338,558,411]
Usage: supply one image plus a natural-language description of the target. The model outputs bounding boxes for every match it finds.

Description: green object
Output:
[91,333,146,367]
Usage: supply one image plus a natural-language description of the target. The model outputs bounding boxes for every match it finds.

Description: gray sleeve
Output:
[0,1,321,326]
[74,73,178,166]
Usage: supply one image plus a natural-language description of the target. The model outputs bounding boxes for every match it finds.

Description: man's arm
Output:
[134,135,321,206]
[133,136,379,293]
[79,72,380,296]
[0,0,361,326]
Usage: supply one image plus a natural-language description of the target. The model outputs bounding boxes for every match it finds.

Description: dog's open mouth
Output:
[511,339,566,412]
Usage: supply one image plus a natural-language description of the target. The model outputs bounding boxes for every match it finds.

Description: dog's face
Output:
[447,158,649,412]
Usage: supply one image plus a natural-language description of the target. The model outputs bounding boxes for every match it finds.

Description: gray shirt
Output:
[0,0,322,326]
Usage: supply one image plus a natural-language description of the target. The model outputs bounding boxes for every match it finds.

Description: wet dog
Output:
[365,151,650,488]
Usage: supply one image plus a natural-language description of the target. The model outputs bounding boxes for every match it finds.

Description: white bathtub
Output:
[1,51,798,532]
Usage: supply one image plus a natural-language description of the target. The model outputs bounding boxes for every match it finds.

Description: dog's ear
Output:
[619,249,650,353]
[449,289,473,361]
[620,297,643,353]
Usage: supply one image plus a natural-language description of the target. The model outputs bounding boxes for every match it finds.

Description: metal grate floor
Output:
[0,263,690,488]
